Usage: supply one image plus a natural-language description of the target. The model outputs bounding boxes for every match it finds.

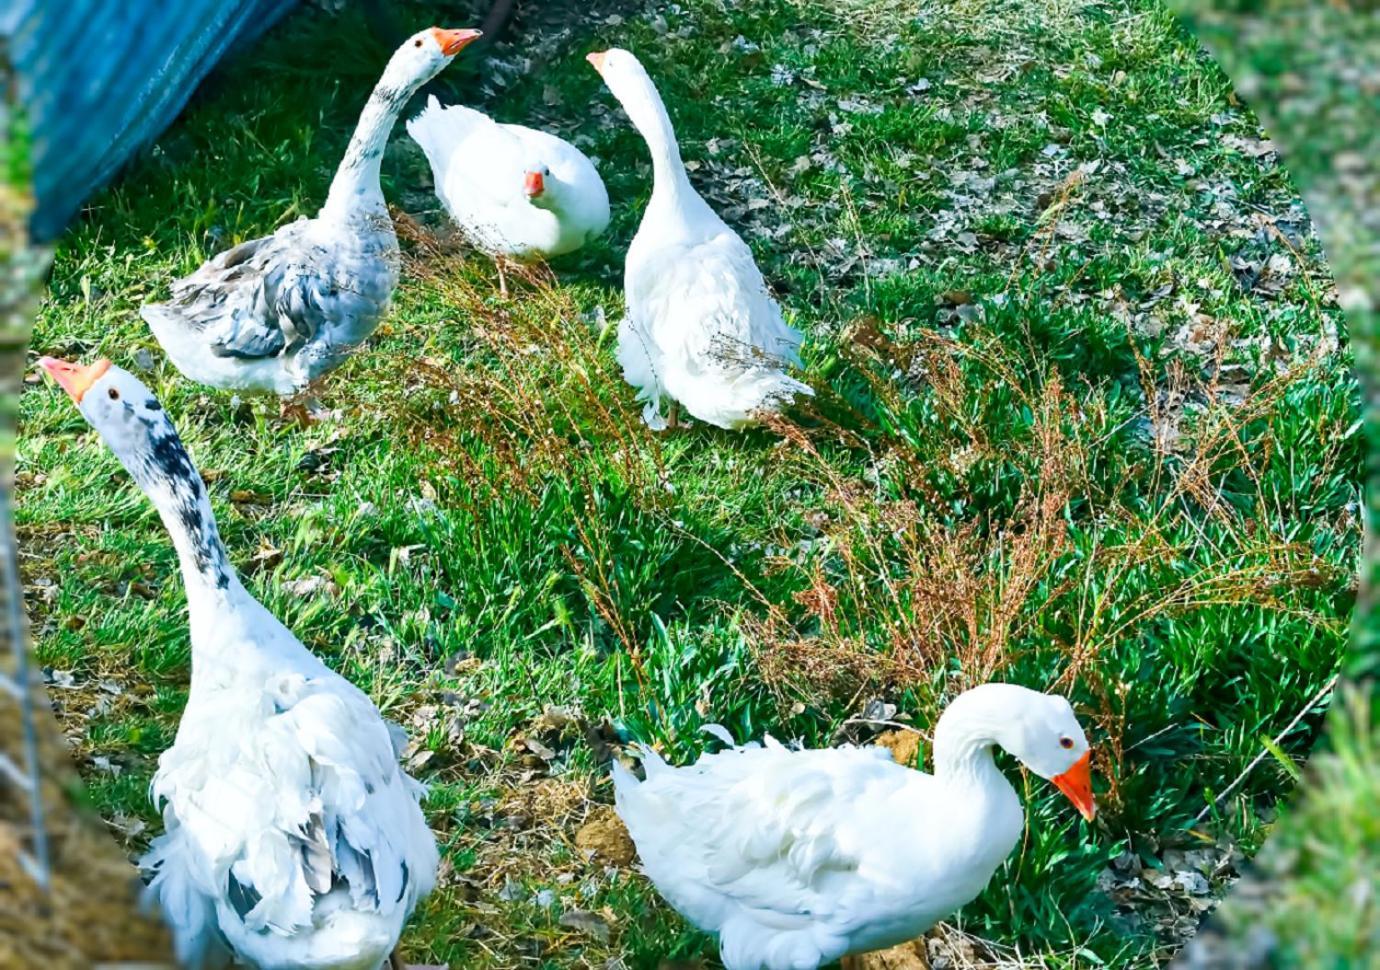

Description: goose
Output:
[611,683,1097,970]
[406,96,611,294]
[587,48,812,431]
[140,27,481,398]
[38,356,440,970]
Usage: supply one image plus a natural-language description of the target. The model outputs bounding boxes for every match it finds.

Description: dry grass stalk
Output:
[751,314,1345,809]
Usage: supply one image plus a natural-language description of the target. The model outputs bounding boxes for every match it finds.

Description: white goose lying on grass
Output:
[407,96,610,293]
[40,357,439,970]
[141,27,481,398]
[587,48,812,431]
[612,683,1096,970]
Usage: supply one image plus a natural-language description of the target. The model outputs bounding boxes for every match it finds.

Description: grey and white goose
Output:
[140,27,480,398]
[39,357,439,970]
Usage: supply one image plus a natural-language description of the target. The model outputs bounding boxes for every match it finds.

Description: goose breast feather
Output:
[627,229,798,362]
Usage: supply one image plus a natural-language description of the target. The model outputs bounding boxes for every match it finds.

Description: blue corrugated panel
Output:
[3,0,298,242]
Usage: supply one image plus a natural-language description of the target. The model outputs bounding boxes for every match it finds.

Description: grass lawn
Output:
[14,0,1360,966]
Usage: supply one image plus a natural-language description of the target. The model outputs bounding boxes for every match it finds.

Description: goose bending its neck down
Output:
[612,683,1097,970]
[40,357,440,970]
[588,48,813,431]
[141,27,480,399]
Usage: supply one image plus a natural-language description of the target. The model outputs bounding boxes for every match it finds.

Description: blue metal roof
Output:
[5,0,298,242]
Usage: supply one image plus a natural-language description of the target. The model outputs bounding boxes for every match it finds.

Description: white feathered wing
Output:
[612,736,918,970]
[142,672,437,970]
[621,227,811,430]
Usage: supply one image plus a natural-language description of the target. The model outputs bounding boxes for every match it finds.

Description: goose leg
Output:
[496,258,510,299]
[665,402,683,429]
[388,950,405,970]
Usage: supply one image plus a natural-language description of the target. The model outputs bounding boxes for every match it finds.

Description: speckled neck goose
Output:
[141,27,481,397]
[587,48,812,431]
[612,684,1097,970]
[40,357,440,970]
[407,96,610,280]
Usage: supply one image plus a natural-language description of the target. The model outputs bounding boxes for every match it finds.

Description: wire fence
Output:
[0,492,49,889]
[1,33,49,888]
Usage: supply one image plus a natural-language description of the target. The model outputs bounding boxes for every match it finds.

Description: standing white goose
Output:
[587,48,812,431]
[141,27,481,397]
[406,96,610,293]
[39,357,440,970]
[612,683,1097,970]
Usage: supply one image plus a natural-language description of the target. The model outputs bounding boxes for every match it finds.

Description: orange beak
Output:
[430,27,482,56]
[1051,751,1096,822]
[523,171,545,198]
[586,50,608,73]
[39,357,111,403]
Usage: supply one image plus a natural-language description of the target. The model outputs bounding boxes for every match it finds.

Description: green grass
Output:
[14,0,1360,966]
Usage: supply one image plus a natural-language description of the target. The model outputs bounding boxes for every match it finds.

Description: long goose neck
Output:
[622,74,693,211]
[320,72,415,223]
[127,431,243,627]
[931,692,1015,796]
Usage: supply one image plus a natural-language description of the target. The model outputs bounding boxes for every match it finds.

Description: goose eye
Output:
[107,387,120,401]
[1059,736,1074,750]
[414,39,422,48]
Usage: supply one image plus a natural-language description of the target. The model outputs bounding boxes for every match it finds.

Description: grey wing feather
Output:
[334,831,379,906]
[209,312,288,359]
[293,810,335,895]
[272,264,335,350]
[385,721,410,759]
[159,222,331,363]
